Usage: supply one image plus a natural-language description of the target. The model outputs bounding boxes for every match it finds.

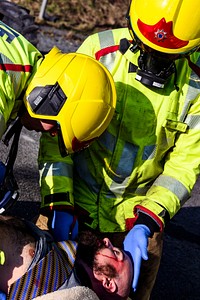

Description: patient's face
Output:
[92,238,133,299]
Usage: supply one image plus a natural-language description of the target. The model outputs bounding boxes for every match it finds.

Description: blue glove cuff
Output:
[52,210,78,241]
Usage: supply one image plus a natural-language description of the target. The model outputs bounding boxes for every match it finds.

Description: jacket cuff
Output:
[134,205,165,234]
[134,211,160,236]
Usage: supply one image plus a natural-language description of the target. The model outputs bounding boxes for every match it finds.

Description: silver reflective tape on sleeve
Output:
[179,56,200,123]
[185,114,200,129]
[109,177,130,198]
[98,30,116,72]
[39,162,73,178]
[153,174,189,205]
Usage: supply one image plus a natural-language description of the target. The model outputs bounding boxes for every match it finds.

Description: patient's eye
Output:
[113,248,124,261]
[113,249,121,256]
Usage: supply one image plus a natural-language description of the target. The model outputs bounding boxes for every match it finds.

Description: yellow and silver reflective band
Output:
[153,175,189,206]
[184,115,200,129]
[39,161,73,178]
[179,55,200,123]
[0,250,5,265]
[97,30,116,72]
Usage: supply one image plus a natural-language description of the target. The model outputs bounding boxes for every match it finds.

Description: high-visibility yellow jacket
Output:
[39,28,200,233]
[0,21,42,138]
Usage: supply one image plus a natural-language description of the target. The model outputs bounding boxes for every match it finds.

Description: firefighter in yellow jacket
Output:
[37,0,200,299]
[0,22,116,228]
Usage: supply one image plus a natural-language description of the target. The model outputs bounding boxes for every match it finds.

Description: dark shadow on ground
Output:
[151,206,200,300]
[4,200,40,220]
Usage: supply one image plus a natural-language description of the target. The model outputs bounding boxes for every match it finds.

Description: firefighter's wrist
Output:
[134,212,160,236]
[134,204,167,234]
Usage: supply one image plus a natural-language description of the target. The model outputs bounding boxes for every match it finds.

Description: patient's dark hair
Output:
[76,230,105,268]
[75,230,118,289]
[0,215,35,251]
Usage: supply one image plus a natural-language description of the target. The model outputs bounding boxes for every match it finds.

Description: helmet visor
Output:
[26,82,67,119]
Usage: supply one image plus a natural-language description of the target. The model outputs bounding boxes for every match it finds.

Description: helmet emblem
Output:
[154,29,167,42]
[137,18,188,49]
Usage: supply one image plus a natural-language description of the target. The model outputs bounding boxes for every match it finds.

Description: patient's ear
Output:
[102,277,117,293]
[94,271,117,293]
[29,248,35,259]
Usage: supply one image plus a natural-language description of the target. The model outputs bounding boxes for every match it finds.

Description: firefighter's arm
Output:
[37,132,77,240]
[124,97,200,291]
[0,78,15,139]
[138,96,200,224]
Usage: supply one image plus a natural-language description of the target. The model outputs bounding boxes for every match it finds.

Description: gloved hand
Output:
[51,211,78,241]
[123,224,151,292]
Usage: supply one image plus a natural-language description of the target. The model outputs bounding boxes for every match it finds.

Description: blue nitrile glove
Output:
[0,291,6,300]
[123,224,151,292]
[51,211,78,241]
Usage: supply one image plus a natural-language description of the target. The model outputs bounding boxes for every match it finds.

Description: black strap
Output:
[0,116,23,212]
[3,116,23,174]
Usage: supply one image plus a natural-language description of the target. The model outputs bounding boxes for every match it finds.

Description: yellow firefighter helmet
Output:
[24,47,116,155]
[128,0,200,54]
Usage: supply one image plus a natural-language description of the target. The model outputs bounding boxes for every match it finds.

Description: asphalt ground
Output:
[0,26,200,300]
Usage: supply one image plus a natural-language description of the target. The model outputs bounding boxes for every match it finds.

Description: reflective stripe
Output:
[39,162,73,178]
[179,56,200,123]
[99,130,116,152]
[98,30,115,49]
[98,30,116,71]
[109,176,130,198]
[109,142,138,197]
[153,175,189,204]
[0,53,32,94]
[114,142,138,183]
[185,114,200,129]
[0,21,19,42]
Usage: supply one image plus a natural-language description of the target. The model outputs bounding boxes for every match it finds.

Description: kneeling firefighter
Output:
[0,21,116,223]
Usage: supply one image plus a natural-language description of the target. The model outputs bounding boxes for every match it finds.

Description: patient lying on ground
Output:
[0,215,133,300]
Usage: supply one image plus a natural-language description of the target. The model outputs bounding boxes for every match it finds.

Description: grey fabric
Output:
[59,271,80,290]
[33,286,100,300]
